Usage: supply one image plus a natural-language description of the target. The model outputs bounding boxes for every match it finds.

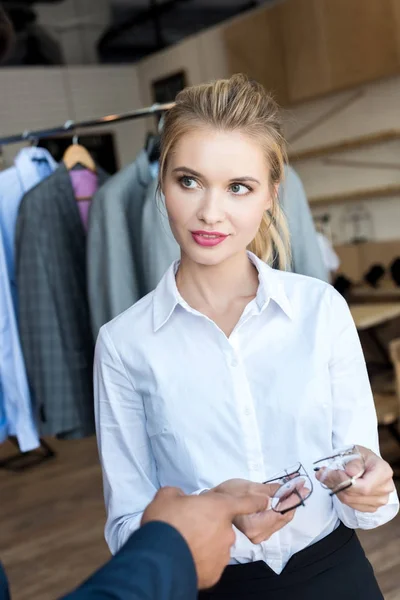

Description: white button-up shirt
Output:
[94,252,399,574]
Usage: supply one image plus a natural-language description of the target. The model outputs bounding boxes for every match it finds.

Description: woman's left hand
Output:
[319,446,395,513]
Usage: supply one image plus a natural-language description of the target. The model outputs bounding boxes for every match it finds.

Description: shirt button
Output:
[250,463,260,471]
[230,357,238,367]
[244,408,251,416]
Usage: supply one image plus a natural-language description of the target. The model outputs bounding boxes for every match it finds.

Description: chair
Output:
[388,338,400,444]
[371,338,400,445]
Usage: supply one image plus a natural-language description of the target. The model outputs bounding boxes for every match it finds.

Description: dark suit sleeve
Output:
[61,522,197,600]
[0,562,10,600]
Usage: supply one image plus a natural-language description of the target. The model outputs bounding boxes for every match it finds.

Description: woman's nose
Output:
[197,191,225,224]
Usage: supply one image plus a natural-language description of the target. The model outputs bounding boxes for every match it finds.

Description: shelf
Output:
[309,184,400,206]
[289,129,400,162]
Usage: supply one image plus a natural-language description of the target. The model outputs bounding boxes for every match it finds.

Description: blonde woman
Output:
[94,75,398,599]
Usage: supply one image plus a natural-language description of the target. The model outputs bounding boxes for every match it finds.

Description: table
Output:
[350,302,400,374]
[350,303,400,331]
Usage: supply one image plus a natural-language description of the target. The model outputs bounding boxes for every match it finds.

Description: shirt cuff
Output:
[333,488,399,530]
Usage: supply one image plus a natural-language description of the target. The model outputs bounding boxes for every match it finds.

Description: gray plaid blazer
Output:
[15,163,109,439]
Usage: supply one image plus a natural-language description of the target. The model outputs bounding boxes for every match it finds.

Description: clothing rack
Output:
[0,437,55,472]
[0,101,174,472]
[0,101,175,145]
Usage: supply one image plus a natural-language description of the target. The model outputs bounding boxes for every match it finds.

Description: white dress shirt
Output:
[94,252,399,574]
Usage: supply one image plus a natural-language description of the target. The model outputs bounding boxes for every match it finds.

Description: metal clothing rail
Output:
[0,101,175,145]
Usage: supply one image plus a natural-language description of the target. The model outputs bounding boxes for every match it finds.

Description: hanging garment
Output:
[87,151,152,338]
[280,166,328,281]
[69,168,99,231]
[15,163,108,440]
[317,232,340,274]
[0,147,57,451]
[141,178,179,295]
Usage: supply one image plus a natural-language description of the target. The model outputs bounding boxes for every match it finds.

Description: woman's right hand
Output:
[211,479,297,545]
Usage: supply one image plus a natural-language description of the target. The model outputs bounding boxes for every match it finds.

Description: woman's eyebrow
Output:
[172,166,203,177]
[228,176,260,184]
[172,168,260,185]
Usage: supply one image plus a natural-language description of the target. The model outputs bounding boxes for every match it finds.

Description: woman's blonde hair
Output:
[159,73,291,270]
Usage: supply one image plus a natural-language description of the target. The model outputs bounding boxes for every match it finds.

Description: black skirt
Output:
[199,523,383,600]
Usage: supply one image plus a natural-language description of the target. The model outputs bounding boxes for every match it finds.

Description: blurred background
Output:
[1,0,400,598]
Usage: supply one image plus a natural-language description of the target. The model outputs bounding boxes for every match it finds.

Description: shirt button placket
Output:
[226,338,265,482]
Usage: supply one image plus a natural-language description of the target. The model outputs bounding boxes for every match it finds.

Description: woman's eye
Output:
[230,183,251,195]
[180,176,198,189]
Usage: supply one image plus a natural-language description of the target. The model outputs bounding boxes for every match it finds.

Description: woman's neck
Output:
[176,251,259,313]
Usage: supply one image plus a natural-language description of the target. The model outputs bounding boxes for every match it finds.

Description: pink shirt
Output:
[70,169,98,231]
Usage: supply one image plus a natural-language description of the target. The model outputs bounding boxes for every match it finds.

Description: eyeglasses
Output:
[313,445,365,496]
[264,463,313,515]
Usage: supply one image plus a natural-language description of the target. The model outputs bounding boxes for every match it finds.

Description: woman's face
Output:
[163,127,274,267]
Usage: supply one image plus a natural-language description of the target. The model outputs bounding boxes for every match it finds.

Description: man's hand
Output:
[316,446,395,513]
[212,479,304,545]
[141,486,269,590]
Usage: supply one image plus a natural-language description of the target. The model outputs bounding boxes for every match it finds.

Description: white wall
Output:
[0,65,145,169]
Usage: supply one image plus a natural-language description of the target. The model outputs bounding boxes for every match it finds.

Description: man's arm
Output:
[0,561,10,600]
[62,486,270,600]
[62,522,197,600]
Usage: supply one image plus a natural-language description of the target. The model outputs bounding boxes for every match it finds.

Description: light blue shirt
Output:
[0,147,57,451]
[280,166,328,282]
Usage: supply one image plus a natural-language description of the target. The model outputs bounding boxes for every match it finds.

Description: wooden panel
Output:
[391,0,400,63]
[281,0,400,104]
[223,5,289,105]
[335,243,363,280]
[359,239,400,273]
[335,240,400,282]
[323,0,400,90]
[280,0,331,103]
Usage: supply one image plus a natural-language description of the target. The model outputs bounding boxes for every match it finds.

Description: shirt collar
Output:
[14,147,58,192]
[248,252,293,319]
[153,251,293,332]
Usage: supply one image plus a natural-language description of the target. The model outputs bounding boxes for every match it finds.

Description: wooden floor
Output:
[1,432,400,600]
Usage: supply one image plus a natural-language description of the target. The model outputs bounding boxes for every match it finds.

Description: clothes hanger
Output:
[63,133,96,172]
[22,130,39,148]
[145,131,161,163]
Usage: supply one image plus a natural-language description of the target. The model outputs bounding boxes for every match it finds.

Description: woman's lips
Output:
[191,231,229,247]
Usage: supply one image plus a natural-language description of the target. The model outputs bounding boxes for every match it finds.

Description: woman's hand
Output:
[211,479,302,545]
[317,446,395,513]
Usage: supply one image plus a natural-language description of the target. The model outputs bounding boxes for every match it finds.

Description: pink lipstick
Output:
[191,230,229,247]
